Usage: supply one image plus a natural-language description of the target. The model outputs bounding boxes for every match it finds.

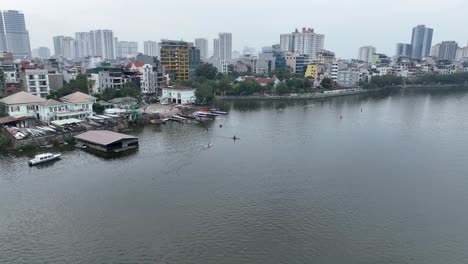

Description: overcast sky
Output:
[3,0,468,58]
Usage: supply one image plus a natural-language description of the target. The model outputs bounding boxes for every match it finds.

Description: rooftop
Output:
[163,85,196,91]
[41,99,64,106]
[61,92,96,104]
[75,130,138,146]
[0,91,46,105]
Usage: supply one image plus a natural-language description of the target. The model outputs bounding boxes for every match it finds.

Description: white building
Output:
[0,91,96,122]
[143,41,160,57]
[63,67,82,83]
[218,33,232,61]
[161,86,196,104]
[213,38,220,59]
[358,46,376,63]
[53,36,77,59]
[331,64,339,81]
[280,28,325,60]
[195,38,208,61]
[207,57,229,74]
[89,30,115,60]
[127,62,159,94]
[75,32,92,58]
[116,41,138,58]
[32,47,51,59]
[337,71,360,87]
[25,69,50,98]
[0,91,45,118]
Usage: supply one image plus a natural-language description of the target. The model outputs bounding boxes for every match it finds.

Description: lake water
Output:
[1,88,468,263]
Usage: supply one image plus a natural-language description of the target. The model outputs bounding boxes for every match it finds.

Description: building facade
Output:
[32,47,51,59]
[280,28,325,61]
[143,41,159,57]
[437,41,458,61]
[358,46,376,63]
[0,10,31,58]
[194,38,208,61]
[116,41,138,58]
[411,25,433,59]
[53,36,76,59]
[25,69,50,98]
[218,33,232,62]
[160,40,191,80]
[161,86,196,104]
[395,43,412,57]
[337,71,360,87]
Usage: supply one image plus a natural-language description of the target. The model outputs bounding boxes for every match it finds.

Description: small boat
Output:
[28,153,61,166]
[210,110,229,115]
[149,119,165,125]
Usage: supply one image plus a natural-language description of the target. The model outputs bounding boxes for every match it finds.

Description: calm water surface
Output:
[1,88,468,263]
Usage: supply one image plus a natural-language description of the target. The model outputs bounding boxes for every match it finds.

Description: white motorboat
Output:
[28,153,61,166]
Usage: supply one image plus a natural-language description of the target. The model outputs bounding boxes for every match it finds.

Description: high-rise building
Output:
[411,25,433,59]
[358,46,376,63]
[32,47,51,59]
[218,33,232,61]
[431,43,440,58]
[213,38,220,58]
[436,41,458,61]
[456,42,468,61]
[160,40,191,80]
[280,28,325,60]
[189,46,201,79]
[194,38,208,61]
[89,30,115,60]
[75,32,92,58]
[0,10,31,58]
[116,41,138,58]
[53,36,76,59]
[395,43,412,57]
[143,41,159,57]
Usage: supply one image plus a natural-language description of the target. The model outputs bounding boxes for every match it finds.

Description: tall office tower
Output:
[116,41,138,58]
[395,43,412,57]
[280,27,325,60]
[213,38,220,58]
[53,36,76,59]
[218,33,232,61]
[194,38,208,61]
[358,46,376,62]
[32,47,51,59]
[0,10,31,58]
[75,32,92,58]
[411,25,433,59]
[436,41,458,61]
[159,40,191,80]
[89,30,115,60]
[144,41,159,57]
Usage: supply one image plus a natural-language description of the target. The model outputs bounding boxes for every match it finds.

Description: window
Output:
[28,75,34,79]
[39,75,46,79]
[29,81,36,86]
[30,88,37,92]
[40,81,47,86]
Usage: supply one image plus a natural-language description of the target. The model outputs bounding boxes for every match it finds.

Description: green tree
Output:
[93,103,105,114]
[195,83,215,103]
[275,82,290,94]
[195,63,218,80]
[321,78,333,89]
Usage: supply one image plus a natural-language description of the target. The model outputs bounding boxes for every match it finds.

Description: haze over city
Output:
[3,0,468,58]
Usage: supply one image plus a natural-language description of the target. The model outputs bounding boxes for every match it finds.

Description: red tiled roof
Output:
[256,78,274,84]
[127,62,145,68]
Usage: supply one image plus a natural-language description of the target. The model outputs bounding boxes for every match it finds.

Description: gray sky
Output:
[4,0,468,59]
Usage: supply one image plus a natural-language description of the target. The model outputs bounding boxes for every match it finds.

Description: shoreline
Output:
[215,83,468,100]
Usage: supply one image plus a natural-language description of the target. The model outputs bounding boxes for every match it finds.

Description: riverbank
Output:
[215,83,468,100]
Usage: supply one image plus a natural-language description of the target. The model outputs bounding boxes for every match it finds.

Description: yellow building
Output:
[160,40,191,80]
[304,64,319,79]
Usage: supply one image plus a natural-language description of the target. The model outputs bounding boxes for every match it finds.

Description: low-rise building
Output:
[25,69,50,98]
[109,97,138,109]
[161,86,196,104]
[0,91,45,117]
[59,92,96,120]
[305,65,319,79]
[337,71,360,87]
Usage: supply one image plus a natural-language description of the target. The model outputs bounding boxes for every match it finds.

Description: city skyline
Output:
[2,0,468,59]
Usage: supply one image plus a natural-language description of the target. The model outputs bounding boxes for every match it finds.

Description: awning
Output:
[51,118,83,126]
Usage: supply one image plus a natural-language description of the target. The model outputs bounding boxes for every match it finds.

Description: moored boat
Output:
[28,153,61,166]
